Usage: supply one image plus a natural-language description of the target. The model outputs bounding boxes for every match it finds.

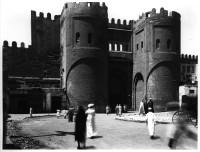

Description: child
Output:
[145,107,156,139]
[56,109,60,119]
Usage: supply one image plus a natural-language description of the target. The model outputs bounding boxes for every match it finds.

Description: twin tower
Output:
[60,2,180,112]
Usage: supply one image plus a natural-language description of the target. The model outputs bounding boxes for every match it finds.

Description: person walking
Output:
[147,98,154,113]
[85,103,97,139]
[56,110,60,119]
[138,100,145,116]
[106,105,110,115]
[118,104,122,116]
[145,107,156,139]
[115,104,119,115]
[75,106,87,149]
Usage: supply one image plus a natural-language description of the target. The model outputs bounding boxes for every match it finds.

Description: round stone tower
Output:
[60,2,108,112]
[133,8,181,111]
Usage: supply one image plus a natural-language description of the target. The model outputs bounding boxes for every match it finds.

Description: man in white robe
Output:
[145,107,156,139]
[85,103,97,139]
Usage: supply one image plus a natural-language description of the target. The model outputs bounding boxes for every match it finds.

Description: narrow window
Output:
[88,33,92,43]
[187,66,190,73]
[87,3,91,7]
[191,66,195,73]
[141,41,143,49]
[115,44,117,51]
[76,32,80,43]
[120,44,123,51]
[109,43,112,51]
[167,39,171,49]
[125,45,128,51]
[156,39,160,49]
[136,44,138,50]
[182,65,185,73]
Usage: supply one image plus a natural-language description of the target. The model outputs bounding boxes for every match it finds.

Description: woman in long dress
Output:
[138,100,145,115]
[85,103,97,139]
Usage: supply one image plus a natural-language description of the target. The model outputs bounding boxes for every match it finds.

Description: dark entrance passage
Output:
[18,100,29,114]
[108,74,126,112]
[51,96,62,113]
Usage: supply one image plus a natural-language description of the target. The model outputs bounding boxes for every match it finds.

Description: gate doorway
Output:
[134,73,144,111]
[108,74,126,112]
[51,96,62,113]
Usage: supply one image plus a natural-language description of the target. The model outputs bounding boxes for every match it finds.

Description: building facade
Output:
[2,2,198,113]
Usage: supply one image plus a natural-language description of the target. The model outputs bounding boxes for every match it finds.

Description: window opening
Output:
[76,32,80,43]
[88,33,92,43]
[156,39,160,49]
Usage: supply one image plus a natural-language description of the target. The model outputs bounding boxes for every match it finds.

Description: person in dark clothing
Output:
[75,106,87,149]
[143,97,148,114]
[147,98,154,113]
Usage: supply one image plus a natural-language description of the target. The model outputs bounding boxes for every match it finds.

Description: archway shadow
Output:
[84,146,96,149]
[13,131,75,138]
[91,136,103,139]
[152,136,161,140]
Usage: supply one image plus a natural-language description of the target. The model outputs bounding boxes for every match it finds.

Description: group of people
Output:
[75,103,97,149]
[56,106,75,122]
[138,97,156,139]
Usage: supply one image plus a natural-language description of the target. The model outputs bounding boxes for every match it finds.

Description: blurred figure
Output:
[63,109,67,119]
[138,100,145,116]
[123,104,127,113]
[167,117,197,149]
[115,104,119,115]
[106,105,111,115]
[147,98,154,113]
[75,106,87,149]
[85,103,97,139]
[145,107,156,139]
[67,106,74,122]
[56,110,60,119]
[118,104,122,116]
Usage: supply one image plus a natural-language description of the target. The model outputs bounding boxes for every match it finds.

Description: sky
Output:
[0,0,200,55]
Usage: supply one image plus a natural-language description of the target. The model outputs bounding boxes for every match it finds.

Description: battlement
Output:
[64,2,107,9]
[135,7,181,26]
[108,18,133,30]
[31,10,60,21]
[3,40,31,49]
[61,2,107,18]
[181,54,198,63]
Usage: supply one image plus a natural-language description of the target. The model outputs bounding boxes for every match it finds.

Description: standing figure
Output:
[138,100,145,116]
[75,106,87,149]
[145,107,156,139]
[67,106,74,122]
[56,110,60,119]
[63,109,67,119]
[85,103,97,139]
[106,105,110,115]
[115,104,119,115]
[123,104,127,113]
[118,104,122,116]
[147,98,154,113]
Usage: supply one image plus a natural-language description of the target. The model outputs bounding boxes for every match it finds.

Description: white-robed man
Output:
[145,107,156,139]
[85,103,97,139]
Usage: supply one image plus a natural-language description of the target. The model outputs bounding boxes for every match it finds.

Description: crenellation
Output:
[150,8,156,17]
[12,41,17,48]
[39,12,44,18]
[111,18,115,24]
[3,41,9,47]
[54,15,60,20]
[47,13,51,20]
[31,10,36,19]
[160,7,165,16]
[117,19,121,25]
[123,20,126,26]
[21,42,25,48]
